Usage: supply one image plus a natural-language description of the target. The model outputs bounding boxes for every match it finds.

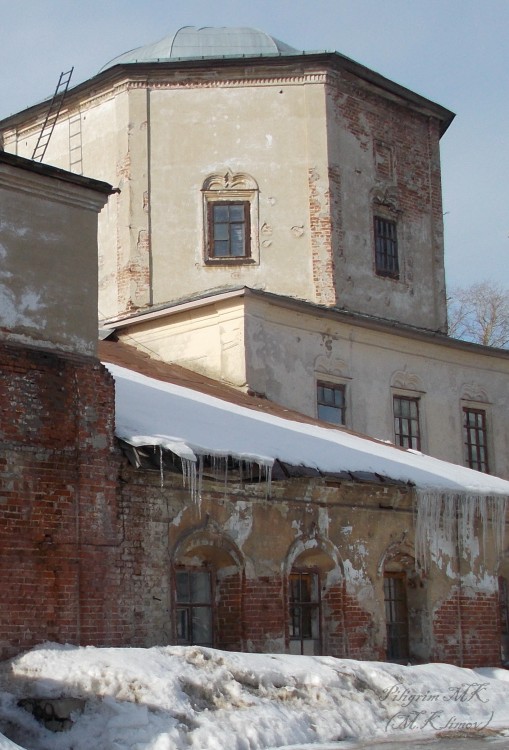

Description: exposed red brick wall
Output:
[343,590,383,660]
[216,572,243,651]
[432,590,501,667]
[308,168,338,307]
[243,576,285,650]
[322,583,345,656]
[0,342,122,659]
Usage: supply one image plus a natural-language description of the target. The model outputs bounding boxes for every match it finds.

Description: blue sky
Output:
[0,0,507,289]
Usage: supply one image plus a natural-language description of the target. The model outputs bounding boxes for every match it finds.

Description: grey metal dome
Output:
[100,26,299,71]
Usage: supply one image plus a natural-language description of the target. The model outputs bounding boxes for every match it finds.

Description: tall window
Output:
[393,395,421,450]
[374,216,399,279]
[288,571,321,655]
[463,407,489,473]
[207,201,250,260]
[384,573,409,661]
[317,382,346,425]
[175,570,213,646]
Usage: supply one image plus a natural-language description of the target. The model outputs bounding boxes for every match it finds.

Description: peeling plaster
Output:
[224,501,253,548]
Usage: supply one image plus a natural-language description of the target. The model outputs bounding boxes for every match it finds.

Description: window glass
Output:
[317,382,346,425]
[208,201,249,260]
[463,407,489,473]
[393,396,421,450]
[191,571,211,603]
[175,570,213,646]
[289,571,321,655]
[374,216,399,279]
[384,573,409,661]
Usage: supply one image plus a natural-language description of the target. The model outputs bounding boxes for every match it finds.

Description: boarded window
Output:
[374,217,399,278]
[317,382,346,425]
[463,407,489,473]
[175,569,213,646]
[393,395,421,450]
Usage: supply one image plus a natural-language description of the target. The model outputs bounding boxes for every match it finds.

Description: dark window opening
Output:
[393,395,421,450]
[207,201,250,260]
[384,572,409,661]
[463,407,489,473]
[499,577,509,662]
[374,216,399,278]
[317,382,346,425]
[175,569,213,646]
[289,570,321,655]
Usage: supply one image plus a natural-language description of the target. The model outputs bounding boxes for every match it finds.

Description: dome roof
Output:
[100,26,299,71]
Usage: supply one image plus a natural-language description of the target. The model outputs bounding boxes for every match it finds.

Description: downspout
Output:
[73,369,82,646]
[146,86,153,307]
[455,512,464,667]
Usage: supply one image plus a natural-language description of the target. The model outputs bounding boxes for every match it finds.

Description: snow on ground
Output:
[0,644,508,750]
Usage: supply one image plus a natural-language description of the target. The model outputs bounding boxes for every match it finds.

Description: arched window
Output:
[172,529,244,651]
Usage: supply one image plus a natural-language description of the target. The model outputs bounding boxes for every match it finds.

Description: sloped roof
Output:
[100,341,509,497]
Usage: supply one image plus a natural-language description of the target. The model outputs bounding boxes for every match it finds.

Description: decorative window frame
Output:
[202,170,259,265]
[390,371,426,452]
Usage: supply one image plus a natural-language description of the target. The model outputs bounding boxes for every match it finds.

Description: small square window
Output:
[207,201,250,261]
[374,217,399,279]
[393,395,421,450]
[317,382,346,425]
[463,407,489,473]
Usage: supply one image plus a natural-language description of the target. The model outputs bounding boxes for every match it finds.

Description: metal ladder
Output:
[32,67,74,162]
[69,111,83,174]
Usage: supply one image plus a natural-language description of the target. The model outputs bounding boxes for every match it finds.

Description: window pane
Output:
[229,204,245,221]
[176,607,190,641]
[384,574,409,661]
[214,241,229,257]
[230,224,245,256]
[209,201,249,260]
[191,571,211,603]
[317,382,346,425]
[213,223,229,241]
[463,407,489,472]
[393,396,421,451]
[176,572,190,603]
[374,217,399,278]
[213,205,229,222]
[289,571,321,654]
[192,607,213,645]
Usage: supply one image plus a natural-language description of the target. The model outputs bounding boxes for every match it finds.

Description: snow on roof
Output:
[105,363,509,497]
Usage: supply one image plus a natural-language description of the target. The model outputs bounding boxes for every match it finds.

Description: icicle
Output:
[415,491,507,572]
[180,457,198,504]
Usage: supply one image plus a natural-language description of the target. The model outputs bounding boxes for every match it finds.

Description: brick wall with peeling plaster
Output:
[114,459,505,667]
[0,341,505,666]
